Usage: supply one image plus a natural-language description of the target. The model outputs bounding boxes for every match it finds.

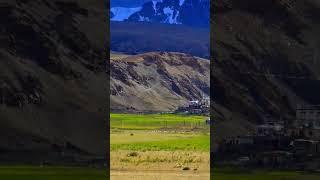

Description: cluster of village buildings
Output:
[176,97,210,115]
[216,105,320,170]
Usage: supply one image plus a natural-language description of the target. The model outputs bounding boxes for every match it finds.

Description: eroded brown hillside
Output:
[110,52,210,112]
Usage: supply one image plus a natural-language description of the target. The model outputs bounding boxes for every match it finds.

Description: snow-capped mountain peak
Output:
[110,0,209,27]
[163,7,181,24]
[110,7,142,21]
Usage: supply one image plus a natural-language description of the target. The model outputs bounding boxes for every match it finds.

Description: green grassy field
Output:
[212,168,320,180]
[110,113,209,130]
[0,166,107,180]
[110,113,210,152]
[110,113,320,179]
[110,113,210,179]
[111,131,209,151]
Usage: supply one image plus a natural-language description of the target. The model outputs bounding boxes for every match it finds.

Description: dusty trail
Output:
[111,169,210,180]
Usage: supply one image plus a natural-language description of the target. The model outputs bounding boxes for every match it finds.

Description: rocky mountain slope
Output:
[110,52,209,112]
[212,0,320,143]
[0,0,107,163]
[111,0,210,27]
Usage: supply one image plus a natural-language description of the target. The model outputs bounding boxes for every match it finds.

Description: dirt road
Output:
[111,170,210,180]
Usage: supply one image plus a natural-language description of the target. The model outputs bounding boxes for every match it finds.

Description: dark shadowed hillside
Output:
[212,0,320,145]
[0,0,107,164]
[110,21,210,58]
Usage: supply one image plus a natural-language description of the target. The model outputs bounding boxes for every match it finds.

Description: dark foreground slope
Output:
[212,0,320,143]
[110,52,209,112]
[0,0,106,164]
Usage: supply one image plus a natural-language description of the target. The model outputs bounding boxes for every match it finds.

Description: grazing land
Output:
[110,114,208,130]
[110,113,210,179]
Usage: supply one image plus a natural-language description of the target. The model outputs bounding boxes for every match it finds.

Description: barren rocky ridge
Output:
[110,52,210,112]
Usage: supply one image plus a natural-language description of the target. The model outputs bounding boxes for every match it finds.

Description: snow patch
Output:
[179,0,185,6]
[163,7,180,24]
[152,0,164,13]
[139,15,150,22]
[152,0,162,13]
[174,11,181,24]
[111,7,142,21]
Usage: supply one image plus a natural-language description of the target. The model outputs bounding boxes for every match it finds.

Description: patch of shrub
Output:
[127,152,139,157]
[182,167,190,171]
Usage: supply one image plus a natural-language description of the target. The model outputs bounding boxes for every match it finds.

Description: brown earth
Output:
[111,170,210,180]
[110,52,210,112]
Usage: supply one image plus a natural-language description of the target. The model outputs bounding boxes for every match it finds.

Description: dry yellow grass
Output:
[110,114,210,179]
[110,53,130,61]
[110,150,209,179]
[111,150,209,170]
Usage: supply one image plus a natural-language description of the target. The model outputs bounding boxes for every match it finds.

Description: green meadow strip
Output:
[110,113,209,130]
[0,166,107,180]
[212,168,320,180]
[111,134,209,152]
